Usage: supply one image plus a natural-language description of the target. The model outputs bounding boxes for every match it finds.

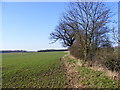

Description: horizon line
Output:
[0,48,67,51]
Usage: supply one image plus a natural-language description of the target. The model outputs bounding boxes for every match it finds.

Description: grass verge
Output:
[64,55,119,88]
[77,66,119,88]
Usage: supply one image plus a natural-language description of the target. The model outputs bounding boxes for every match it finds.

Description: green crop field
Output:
[2,52,66,88]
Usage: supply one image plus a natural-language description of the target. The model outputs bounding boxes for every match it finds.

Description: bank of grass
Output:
[77,66,119,88]
[2,52,66,88]
[64,55,119,88]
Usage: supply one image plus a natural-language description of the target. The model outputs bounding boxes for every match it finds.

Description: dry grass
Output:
[61,54,83,88]
[62,54,119,88]
[69,54,119,81]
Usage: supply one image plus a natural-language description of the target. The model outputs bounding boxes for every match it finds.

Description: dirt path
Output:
[60,54,83,88]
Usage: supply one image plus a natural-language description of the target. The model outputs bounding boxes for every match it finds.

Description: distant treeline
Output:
[0,49,68,53]
[37,49,68,52]
[0,50,27,53]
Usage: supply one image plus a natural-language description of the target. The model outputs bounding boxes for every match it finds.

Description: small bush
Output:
[102,52,120,72]
[92,48,120,72]
[68,42,85,60]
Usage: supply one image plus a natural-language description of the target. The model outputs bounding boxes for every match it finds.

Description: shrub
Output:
[103,52,120,72]
[69,45,120,73]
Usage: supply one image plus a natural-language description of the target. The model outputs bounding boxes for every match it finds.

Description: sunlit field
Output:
[2,52,66,88]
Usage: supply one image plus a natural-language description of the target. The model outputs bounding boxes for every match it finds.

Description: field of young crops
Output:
[2,52,66,88]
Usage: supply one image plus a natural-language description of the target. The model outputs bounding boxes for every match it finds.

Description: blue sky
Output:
[2,2,118,51]
[2,2,68,51]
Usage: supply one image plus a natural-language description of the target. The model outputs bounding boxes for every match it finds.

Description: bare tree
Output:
[111,26,119,46]
[50,2,114,61]
[50,20,75,47]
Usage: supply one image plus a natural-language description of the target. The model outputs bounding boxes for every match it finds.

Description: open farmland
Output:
[2,52,66,88]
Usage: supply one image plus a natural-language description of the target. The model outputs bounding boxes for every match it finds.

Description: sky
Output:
[1,2,118,51]
[2,2,68,51]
